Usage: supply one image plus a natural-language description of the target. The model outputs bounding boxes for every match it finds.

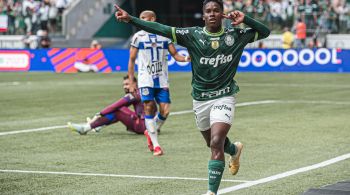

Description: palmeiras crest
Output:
[224,35,235,46]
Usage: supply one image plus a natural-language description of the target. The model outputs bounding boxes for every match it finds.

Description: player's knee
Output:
[210,136,225,160]
[210,136,223,151]
[144,101,156,114]
[159,103,170,117]
[160,109,170,118]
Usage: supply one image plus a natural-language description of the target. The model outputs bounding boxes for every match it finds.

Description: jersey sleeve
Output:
[130,33,140,48]
[99,95,134,116]
[242,15,270,43]
[167,37,172,45]
[236,28,259,44]
[129,16,172,39]
[124,93,136,104]
[171,27,195,47]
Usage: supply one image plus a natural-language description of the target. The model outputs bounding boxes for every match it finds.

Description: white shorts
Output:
[193,96,236,131]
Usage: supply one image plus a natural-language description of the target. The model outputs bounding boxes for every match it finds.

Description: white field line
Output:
[170,99,350,116]
[276,100,350,105]
[1,82,348,88]
[1,99,350,137]
[170,100,277,116]
[2,154,350,189]
[0,125,68,136]
[1,101,350,189]
[218,153,350,194]
[0,169,251,183]
[0,82,21,86]
[0,100,276,137]
[240,83,350,89]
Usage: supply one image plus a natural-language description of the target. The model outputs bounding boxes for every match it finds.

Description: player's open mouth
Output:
[209,18,216,23]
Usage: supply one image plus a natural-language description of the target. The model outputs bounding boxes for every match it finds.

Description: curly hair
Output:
[202,0,224,11]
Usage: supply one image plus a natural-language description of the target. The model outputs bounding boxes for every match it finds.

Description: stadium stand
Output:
[0,0,349,48]
[223,0,350,48]
[0,0,76,35]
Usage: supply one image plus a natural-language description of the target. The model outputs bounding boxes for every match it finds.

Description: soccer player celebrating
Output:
[127,10,190,156]
[115,1,270,194]
[68,75,154,152]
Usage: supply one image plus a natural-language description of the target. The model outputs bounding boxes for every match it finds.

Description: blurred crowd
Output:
[1,0,349,49]
[0,0,74,35]
[224,0,350,34]
[2,0,349,36]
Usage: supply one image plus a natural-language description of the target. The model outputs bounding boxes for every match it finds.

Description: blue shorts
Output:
[140,87,171,104]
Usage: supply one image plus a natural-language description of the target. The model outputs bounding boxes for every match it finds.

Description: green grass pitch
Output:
[0,72,349,194]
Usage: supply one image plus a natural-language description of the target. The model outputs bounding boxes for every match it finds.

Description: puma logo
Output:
[199,39,206,45]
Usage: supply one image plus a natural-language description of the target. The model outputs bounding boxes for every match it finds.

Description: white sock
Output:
[145,118,160,148]
[154,114,166,131]
[84,123,92,132]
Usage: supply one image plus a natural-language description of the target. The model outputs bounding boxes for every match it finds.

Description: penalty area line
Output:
[0,169,251,183]
[218,152,350,194]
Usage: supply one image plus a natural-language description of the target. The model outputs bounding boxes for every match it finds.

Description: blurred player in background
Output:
[90,39,102,49]
[127,10,190,156]
[115,0,270,194]
[282,27,294,49]
[295,18,307,48]
[68,75,154,152]
[73,40,102,72]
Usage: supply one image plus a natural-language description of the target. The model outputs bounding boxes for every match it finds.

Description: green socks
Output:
[224,137,236,156]
[207,138,236,194]
[208,160,225,194]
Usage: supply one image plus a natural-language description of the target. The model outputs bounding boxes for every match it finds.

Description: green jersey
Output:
[171,26,259,101]
[129,15,270,101]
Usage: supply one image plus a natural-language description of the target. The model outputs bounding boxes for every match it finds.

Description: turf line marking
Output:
[0,100,276,136]
[278,100,350,105]
[240,83,350,89]
[2,100,349,137]
[218,152,350,194]
[0,82,21,86]
[0,125,68,136]
[170,100,278,116]
[236,100,277,107]
[0,169,251,183]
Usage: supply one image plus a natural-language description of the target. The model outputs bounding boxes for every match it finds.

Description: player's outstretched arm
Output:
[243,15,270,40]
[223,10,270,40]
[115,5,173,39]
[114,4,131,22]
[168,44,191,62]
